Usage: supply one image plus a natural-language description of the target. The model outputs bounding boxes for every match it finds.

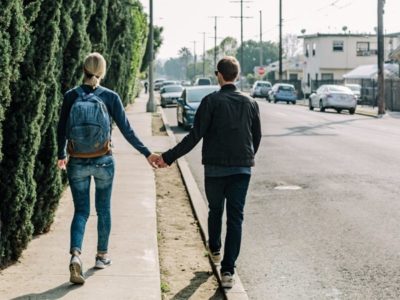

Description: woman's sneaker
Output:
[95,255,112,269]
[221,272,235,288]
[69,256,85,284]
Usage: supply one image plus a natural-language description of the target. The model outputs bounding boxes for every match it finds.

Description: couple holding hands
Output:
[57,53,261,288]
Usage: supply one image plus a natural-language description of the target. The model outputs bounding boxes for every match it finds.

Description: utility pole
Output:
[279,0,283,81]
[259,10,263,66]
[230,0,252,91]
[146,0,156,112]
[377,0,385,116]
[200,32,206,77]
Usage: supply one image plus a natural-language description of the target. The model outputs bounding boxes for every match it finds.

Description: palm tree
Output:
[178,47,192,79]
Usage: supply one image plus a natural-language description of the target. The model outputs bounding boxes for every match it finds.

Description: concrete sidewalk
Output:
[0,94,167,299]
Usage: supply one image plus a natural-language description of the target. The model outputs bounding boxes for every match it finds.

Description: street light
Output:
[146,0,156,113]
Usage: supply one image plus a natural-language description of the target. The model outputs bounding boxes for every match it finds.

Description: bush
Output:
[0,0,150,268]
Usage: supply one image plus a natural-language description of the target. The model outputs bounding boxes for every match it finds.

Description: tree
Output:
[140,26,163,73]
[219,37,238,58]
[178,47,192,80]
[0,0,149,268]
[0,0,62,266]
[236,40,279,75]
[283,33,302,58]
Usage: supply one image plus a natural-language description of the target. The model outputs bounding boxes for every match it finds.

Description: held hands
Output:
[57,159,68,170]
[147,153,168,169]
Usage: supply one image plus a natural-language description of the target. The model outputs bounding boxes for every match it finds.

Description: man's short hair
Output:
[217,56,240,82]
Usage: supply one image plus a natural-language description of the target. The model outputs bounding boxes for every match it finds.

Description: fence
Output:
[345,78,400,111]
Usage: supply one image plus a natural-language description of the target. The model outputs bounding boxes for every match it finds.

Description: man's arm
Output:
[162,97,213,165]
[252,101,262,154]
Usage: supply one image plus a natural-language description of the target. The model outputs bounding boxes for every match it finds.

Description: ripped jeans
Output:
[67,155,115,255]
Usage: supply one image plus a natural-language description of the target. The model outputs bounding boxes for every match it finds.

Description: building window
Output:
[289,74,298,80]
[305,44,310,57]
[321,73,334,80]
[312,43,316,56]
[307,73,310,86]
[356,42,377,56]
[332,40,344,52]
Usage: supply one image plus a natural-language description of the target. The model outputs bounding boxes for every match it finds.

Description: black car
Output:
[177,85,219,130]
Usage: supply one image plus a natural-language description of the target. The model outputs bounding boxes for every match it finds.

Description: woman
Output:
[57,52,158,284]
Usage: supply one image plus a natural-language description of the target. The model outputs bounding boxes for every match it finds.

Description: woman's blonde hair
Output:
[83,52,106,88]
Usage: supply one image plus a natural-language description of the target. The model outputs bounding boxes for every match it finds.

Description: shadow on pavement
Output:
[10,268,99,300]
[264,117,369,137]
[171,271,224,300]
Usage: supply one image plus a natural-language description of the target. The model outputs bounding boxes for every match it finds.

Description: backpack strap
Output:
[75,86,86,97]
[93,86,105,97]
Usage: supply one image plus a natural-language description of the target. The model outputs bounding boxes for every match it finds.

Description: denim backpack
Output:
[66,86,111,157]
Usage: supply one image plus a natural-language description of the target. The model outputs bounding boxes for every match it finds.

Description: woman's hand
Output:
[57,159,68,170]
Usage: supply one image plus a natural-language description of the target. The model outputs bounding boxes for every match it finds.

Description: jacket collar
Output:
[221,83,237,91]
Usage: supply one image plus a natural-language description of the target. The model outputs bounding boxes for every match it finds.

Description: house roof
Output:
[343,63,399,79]
[299,32,400,39]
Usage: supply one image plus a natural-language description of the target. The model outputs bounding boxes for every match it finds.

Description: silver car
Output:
[160,85,183,107]
[250,80,272,99]
[309,85,357,114]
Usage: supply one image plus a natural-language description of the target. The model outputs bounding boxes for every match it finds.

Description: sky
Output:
[142,0,399,59]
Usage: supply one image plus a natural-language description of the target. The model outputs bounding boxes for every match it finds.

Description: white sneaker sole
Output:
[69,262,85,284]
[221,281,234,288]
[95,261,112,269]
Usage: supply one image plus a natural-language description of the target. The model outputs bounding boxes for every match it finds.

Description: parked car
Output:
[250,81,272,99]
[177,85,219,130]
[160,85,184,107]
[194,78,212,86]
[154,79,166,91]
[269,83,297,104]
[345,83,361,102]
[160,80,178,90]
[309,84,357,114]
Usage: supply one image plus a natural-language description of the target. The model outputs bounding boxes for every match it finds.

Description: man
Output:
[158,56,261,288]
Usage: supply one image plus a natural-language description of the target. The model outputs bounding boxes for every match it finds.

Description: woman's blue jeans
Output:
[67,155,115,255]
[205,174,251,274]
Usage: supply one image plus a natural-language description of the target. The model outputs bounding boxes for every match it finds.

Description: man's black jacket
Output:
[162,84,262,167]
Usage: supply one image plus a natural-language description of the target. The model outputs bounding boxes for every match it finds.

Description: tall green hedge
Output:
[0,0,151,268]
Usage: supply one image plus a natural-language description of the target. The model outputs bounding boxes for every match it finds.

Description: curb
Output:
[295,100,378,117]
[159,107,249,300]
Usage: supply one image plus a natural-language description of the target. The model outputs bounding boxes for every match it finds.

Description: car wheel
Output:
[292,101,296,105]
[349,108,355,115]
[286,101,289,104]
[319,100,325,112]
[161,103,166,108]
[336,108,342,114]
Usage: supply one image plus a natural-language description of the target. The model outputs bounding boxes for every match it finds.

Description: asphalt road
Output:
[163,100,400,300]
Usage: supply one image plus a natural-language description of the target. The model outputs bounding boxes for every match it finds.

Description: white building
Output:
[265,56,305,81]
[300,32,400,88]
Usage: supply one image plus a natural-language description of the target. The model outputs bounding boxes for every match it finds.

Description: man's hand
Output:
[147,153,161,168]
[57,159,68,170]
[156,155,168,168]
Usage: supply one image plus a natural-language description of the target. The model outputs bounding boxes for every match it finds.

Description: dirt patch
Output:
[153,114,223,300]
[152,113,167,136]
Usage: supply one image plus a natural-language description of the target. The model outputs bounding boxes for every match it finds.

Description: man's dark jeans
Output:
[205,174,251,274]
